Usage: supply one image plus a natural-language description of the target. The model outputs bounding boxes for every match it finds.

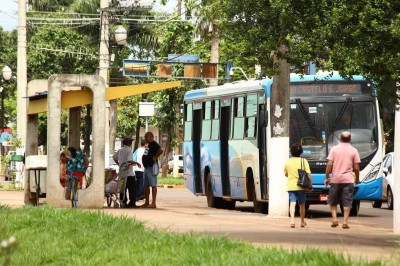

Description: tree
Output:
[0,29,18,129]
[151,20,200,175]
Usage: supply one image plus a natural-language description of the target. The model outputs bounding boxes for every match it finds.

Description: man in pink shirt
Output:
[324,131,360,229]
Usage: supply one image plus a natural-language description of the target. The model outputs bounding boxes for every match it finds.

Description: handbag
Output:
[152,162,159,176]
[297,158,312,189]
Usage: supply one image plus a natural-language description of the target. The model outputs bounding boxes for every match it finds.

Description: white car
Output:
[168,155,183,174]
[372,152,395,210]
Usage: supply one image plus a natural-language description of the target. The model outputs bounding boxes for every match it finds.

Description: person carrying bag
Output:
[284,144,313,228]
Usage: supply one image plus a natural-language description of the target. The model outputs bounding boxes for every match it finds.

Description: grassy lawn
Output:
[158,176,185,185]
[0,205,381,266]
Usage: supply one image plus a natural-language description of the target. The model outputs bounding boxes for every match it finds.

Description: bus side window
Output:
[202,101,212,140]
[245,94,258,138]
[184,103,193,141]
[233,97,245,139]
[211,100,220,140]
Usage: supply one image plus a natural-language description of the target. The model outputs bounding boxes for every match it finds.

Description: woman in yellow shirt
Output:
[284,143,312,228]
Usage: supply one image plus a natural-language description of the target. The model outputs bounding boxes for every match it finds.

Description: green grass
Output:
[158,176,185,185]
[0,205,384,266]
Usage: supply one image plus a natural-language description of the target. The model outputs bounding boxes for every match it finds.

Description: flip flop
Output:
[342,224,350,229]
[290,224,295,228]
[331,221,339,227]
[301,222,307,228]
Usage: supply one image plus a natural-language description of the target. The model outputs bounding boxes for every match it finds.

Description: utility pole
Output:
[177,0,182,18]
[99,0,110,160]
[268,44,290,217]
[17,0,27,145]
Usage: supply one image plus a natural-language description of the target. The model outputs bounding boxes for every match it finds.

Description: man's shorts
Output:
[327,183,354,207]
[288,190,306,204]
[143,166,157,187]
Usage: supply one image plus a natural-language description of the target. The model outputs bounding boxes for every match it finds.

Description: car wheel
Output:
[387,187,393,210]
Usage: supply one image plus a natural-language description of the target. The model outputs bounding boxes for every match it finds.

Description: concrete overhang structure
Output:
[24,75,181,208]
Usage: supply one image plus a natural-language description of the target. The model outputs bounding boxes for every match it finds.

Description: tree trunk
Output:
[177,0,182,17]
[161,130,171,176]
[209,23,219,87]
[109,100,117,154]
[270,44,290,138]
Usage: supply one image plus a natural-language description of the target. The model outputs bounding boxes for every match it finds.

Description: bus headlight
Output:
[361,163,381,182]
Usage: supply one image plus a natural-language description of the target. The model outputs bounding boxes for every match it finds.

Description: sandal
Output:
[290,224,295,228]
[342,224,350,229]
[301,222,307,228]
[331,221,339,227]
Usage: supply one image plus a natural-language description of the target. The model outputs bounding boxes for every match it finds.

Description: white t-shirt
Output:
[133,146,145,172]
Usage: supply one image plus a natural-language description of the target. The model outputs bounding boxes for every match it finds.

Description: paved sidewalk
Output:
[1,190,399,263]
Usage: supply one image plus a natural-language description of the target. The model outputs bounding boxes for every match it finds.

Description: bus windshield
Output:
[289,101,378,161]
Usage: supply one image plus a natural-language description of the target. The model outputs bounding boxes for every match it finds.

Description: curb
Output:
[157,184,186,189]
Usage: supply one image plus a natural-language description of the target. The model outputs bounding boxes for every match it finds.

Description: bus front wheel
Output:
[340,200,360,216]
[372,200,382,208]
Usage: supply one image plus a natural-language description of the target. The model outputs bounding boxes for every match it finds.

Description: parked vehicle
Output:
[168,155,183,174]
[372,152,395,210]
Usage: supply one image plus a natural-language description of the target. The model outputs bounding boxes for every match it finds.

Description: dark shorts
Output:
[327,183,354,207]
[288,191,306,204]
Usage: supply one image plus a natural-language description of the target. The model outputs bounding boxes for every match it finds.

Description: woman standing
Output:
[284,143,312,228]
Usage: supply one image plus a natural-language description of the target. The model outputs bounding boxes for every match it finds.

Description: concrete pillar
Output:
[46,75,105,208]
[394,104,400,233]
[68,107,81,149]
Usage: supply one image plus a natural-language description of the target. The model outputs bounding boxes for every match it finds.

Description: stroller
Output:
[105,163,128,208]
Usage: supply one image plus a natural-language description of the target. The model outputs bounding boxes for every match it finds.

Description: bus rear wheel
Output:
[206,175,223,208]
[248,177,267,214]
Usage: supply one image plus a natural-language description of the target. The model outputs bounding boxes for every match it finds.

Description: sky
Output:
[0,0,18,31]
[0,0,177,32]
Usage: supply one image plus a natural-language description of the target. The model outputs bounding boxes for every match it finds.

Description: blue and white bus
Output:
[183,73,383,215]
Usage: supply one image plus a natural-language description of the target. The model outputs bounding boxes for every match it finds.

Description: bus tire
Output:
[387,187,393,210]
[372,200,382,208]
[206,175,223,208]
[247,175,268,214]
[222,200,236,210]
[350,200,360,216]
[340,200,360,216]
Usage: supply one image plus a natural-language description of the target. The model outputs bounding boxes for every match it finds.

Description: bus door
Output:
[220,102,231,196]
[258,99,268,199]
[192,104,203,194]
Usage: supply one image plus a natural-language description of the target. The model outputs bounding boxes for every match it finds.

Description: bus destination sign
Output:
[290,83,363,97]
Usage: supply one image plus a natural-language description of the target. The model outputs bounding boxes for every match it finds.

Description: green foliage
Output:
[158,176,185,185]
[28,25,97,79]
[116,96,140,138]
[0,29,18,126]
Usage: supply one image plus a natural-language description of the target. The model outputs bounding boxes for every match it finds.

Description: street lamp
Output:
[1,65,12,155]
[229,67,249,81]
